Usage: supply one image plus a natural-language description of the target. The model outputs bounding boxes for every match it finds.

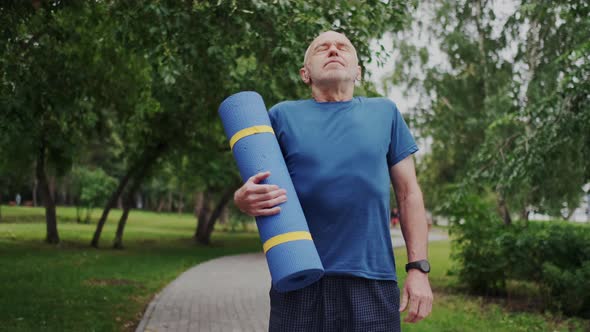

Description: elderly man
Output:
[234,31,432,331]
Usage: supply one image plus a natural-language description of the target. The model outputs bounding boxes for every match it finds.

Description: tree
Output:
[70,167,116,223]
[388,0,589,222]
[90,0,415,247]
[1,1,152,243]
[472,1,590,219]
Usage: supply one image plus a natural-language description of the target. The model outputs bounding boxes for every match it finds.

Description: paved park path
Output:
[136,229,448,332]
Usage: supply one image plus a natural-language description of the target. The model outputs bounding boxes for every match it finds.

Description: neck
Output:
[311,82,354,102]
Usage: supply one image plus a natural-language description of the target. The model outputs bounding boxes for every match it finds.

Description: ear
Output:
[355,65,362,81]
[300,66,311,85]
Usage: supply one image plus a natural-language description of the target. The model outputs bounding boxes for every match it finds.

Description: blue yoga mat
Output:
[218,91,324,292]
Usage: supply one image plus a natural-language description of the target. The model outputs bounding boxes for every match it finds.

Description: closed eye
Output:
[313,41,352,54]
[314,44,330,53]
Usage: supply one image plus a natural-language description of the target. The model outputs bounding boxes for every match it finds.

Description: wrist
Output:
[405,259,430,274]
[407,269,429,279]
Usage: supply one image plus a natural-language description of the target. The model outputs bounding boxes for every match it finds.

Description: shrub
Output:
[446,190,590,317]
[542,261,590,317]
[443,190,509,294]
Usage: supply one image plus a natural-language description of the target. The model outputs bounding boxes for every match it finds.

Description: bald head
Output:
[299,30,362,89]
[303,31,359,65]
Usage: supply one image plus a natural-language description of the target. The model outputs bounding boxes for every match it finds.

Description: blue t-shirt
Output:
[268,96,418,281]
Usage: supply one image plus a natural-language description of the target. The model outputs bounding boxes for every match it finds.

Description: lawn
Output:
[0,206,261,332]
[1,206,589,331]
[395,241,590,331]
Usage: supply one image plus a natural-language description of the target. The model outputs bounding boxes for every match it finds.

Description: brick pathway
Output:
[136,253,271,332]
[136,230,448,332]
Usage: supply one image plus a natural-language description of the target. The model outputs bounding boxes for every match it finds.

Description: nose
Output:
[327,43,339,57]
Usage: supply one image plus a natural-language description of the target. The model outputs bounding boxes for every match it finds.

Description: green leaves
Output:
[392,0,589,219]
[0,0,413,220]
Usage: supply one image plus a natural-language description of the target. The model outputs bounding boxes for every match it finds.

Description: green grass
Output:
[395,241,590,331]
[1,205,589,331]
[0,206,261,332]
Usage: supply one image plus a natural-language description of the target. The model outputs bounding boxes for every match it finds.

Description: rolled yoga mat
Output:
[218,91,324,292]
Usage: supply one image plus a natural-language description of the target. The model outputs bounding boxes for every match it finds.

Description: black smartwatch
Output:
[405,260,430,273]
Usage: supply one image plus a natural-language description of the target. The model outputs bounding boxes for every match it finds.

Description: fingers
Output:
[413,297,432,323]
[253,192,288,209]
[256,206,281,216]
[235,171,288,217]
[245,172,279,194]
[423,296,433,321]
[403,293,433,323]
[400,278,433,324]
[404,292,421,323]
[249,192,286,216]
[245,184,281,195]
[249,188,286,204]
[249,171,271,184]
[399,286,409,312]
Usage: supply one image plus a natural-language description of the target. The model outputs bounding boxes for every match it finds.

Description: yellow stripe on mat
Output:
[229,125,275,149]
[262,231,313,254]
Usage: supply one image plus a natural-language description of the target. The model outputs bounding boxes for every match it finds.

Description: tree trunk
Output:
[193,192,204,218]
[157,197,165,213]
[112,149,159,249]
[195,190,213,240]
[85,207,92,224]
[76,205,82,223]
[474,0,489,98]
[520,206,530,223]
[220,206,229,225]
[90,167,135,248]
[48,175,56,202]
[37,145,59,244]
[177,191,185,214]
[91,143,166,248]
[135,192,141,209]
[167,191,173,212]
[498,195,512,225]
[196,188,234,245]
[32,178,38,207]
[113,191,133,249]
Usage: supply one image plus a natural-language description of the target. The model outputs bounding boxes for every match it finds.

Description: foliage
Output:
[1,0,416,245]
[70,167,117,223]
[471,1,590,217]
[442,189,508,293]
[0,1,152,176]
[446,189,590,317]
[543,262,590,317]
[391,0,590,219]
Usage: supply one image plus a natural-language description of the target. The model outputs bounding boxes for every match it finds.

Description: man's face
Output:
[300,31,361,87]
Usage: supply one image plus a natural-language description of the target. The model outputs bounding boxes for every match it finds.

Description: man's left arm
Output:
[390,155,433,323]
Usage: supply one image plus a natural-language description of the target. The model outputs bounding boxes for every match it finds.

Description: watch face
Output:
[407,260,431,273]
[419,260,431,273]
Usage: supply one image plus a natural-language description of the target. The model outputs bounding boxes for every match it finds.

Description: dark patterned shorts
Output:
[268,275,401,332]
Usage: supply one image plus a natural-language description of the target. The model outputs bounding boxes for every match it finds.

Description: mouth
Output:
[324,60,344,67]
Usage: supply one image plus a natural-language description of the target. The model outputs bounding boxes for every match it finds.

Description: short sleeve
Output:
[268,105,278,128]
[267,104,287,157]
[386,102,419,168]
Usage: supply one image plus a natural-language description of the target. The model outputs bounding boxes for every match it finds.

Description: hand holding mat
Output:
[218,91,324,292]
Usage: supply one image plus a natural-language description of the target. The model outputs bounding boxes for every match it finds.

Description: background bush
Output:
[446,191,590,318]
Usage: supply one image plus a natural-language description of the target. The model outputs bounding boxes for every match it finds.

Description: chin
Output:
[317,72,354,85]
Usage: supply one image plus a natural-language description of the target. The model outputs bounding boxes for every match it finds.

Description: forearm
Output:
[397,187,428,262]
